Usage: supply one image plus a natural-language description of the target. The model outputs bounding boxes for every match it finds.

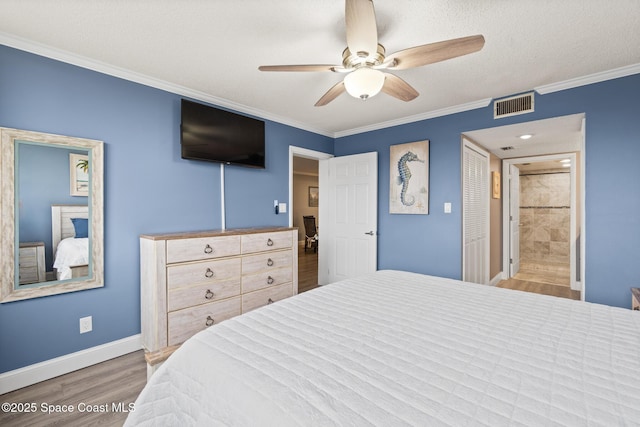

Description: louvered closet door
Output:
[509,164,521,276]
[463,141,489,284]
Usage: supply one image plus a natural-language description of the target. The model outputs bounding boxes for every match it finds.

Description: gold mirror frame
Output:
[0,127,104,302]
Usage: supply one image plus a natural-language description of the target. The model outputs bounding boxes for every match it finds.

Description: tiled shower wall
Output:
[520,171,571,265]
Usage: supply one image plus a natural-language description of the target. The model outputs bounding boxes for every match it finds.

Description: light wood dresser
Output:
[140,227,298,377]
[18,242,46,285]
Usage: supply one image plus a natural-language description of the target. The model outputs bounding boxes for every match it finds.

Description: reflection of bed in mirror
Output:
[51,205,89,280]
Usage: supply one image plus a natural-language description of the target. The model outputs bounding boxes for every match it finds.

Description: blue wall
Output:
[0,45,332,373]
[335,73,640,309]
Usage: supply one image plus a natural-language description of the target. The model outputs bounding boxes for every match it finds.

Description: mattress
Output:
[126,270,640,426]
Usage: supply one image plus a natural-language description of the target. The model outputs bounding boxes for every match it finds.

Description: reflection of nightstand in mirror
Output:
[632,288,640,311]
[19,242,46,285]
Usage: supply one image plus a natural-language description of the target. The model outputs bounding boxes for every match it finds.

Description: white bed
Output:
[51,205,89,280]
[126,270,640,426]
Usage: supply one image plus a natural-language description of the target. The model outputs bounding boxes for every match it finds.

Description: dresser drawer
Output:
[168,278,240,312]
[19,247,38,268]
[18,243,45,284]
[241,250,292,275]
[166,235,241,263]
[168,296,241,346]
[242,282,293,314]
[241,231,292,254]
[19,266,39,284]
[167,257,241,289]
[242,266,292,294]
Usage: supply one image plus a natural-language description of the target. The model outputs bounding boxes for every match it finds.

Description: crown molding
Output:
[334,98,493,138]
[2,32,639,140]
[0,32,334,138]
[535,63,640,94]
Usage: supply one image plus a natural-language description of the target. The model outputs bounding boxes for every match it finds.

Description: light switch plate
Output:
[278,202,287,214]
[444,202,452,213]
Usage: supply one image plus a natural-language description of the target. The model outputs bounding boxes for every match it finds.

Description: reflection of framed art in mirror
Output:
[70,153,89,196]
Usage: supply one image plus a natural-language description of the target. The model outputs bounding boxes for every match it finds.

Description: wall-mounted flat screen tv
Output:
[181,99,266,169]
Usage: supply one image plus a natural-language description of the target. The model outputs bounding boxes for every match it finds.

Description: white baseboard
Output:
[490,272,505,287]
[0,334,142,395]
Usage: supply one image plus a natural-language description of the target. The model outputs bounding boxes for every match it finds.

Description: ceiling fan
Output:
[259,0,485,106]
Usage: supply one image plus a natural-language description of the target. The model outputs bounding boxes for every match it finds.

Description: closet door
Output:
[462,140,489,284]
[509,164,521,276]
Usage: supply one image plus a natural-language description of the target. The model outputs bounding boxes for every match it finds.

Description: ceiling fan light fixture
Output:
[344,68,385,100]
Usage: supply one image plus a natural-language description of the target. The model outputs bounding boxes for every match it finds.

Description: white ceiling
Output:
[463,113,585,160]
[1,1,639,138]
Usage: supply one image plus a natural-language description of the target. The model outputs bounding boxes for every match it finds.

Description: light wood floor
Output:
[298,242,319,293]
[497,261,580,300]
[0,350,146,427]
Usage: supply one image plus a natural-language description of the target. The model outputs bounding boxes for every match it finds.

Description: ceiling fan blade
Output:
[259,64,342,72]
[315,81,346,107]
[385,35,485,70]
[345,0,378,58]
[381,73,419,102]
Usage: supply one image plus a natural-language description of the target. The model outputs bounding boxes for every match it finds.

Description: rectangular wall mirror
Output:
[0,127,104,303]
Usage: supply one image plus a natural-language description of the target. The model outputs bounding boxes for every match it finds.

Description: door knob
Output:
[364,231,375,235]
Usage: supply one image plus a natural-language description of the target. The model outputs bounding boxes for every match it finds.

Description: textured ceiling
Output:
[1,0,639,137]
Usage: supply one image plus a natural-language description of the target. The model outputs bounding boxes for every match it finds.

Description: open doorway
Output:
[462,113,585,301]
[289,146,332,293]
[499,154,581,300]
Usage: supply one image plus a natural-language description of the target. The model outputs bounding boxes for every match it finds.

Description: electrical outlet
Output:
[79,316,92,334]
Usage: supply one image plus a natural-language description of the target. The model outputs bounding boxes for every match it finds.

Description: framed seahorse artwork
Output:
[389,140,429,214]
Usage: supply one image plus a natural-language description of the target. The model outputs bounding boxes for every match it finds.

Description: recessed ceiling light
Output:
[519,134,533,140]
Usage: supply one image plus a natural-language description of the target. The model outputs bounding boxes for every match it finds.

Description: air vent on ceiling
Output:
[500,146,515,151]
[494,92,534,119]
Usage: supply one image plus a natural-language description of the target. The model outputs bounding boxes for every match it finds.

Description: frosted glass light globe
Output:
[344,68,385,100]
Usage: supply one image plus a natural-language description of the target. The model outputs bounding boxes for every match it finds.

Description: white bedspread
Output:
[53,237,88,280]
[126,270,640,426]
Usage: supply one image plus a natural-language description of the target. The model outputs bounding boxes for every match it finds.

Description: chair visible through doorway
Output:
[303,215,318,253]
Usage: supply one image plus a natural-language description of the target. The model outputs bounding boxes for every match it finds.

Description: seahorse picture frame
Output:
[389,140,429,214]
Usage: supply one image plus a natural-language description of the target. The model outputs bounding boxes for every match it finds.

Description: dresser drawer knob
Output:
[268,298,274,304]
[267,276,274,285]
[267,238,274,246]
[204,244,214,254]
[205,289,214,299]
[205,268,215,278]
[267,258,274,267]
[206,316,215,327]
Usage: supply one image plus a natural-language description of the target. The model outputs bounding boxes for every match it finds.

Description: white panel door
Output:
[319,152,378,285]
[509,164,521,276]
[462,141,489,284]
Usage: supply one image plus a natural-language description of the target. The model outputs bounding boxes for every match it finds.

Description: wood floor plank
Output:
[0,350,146,427]
[497,261,580,300]
[298,242,318,294]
